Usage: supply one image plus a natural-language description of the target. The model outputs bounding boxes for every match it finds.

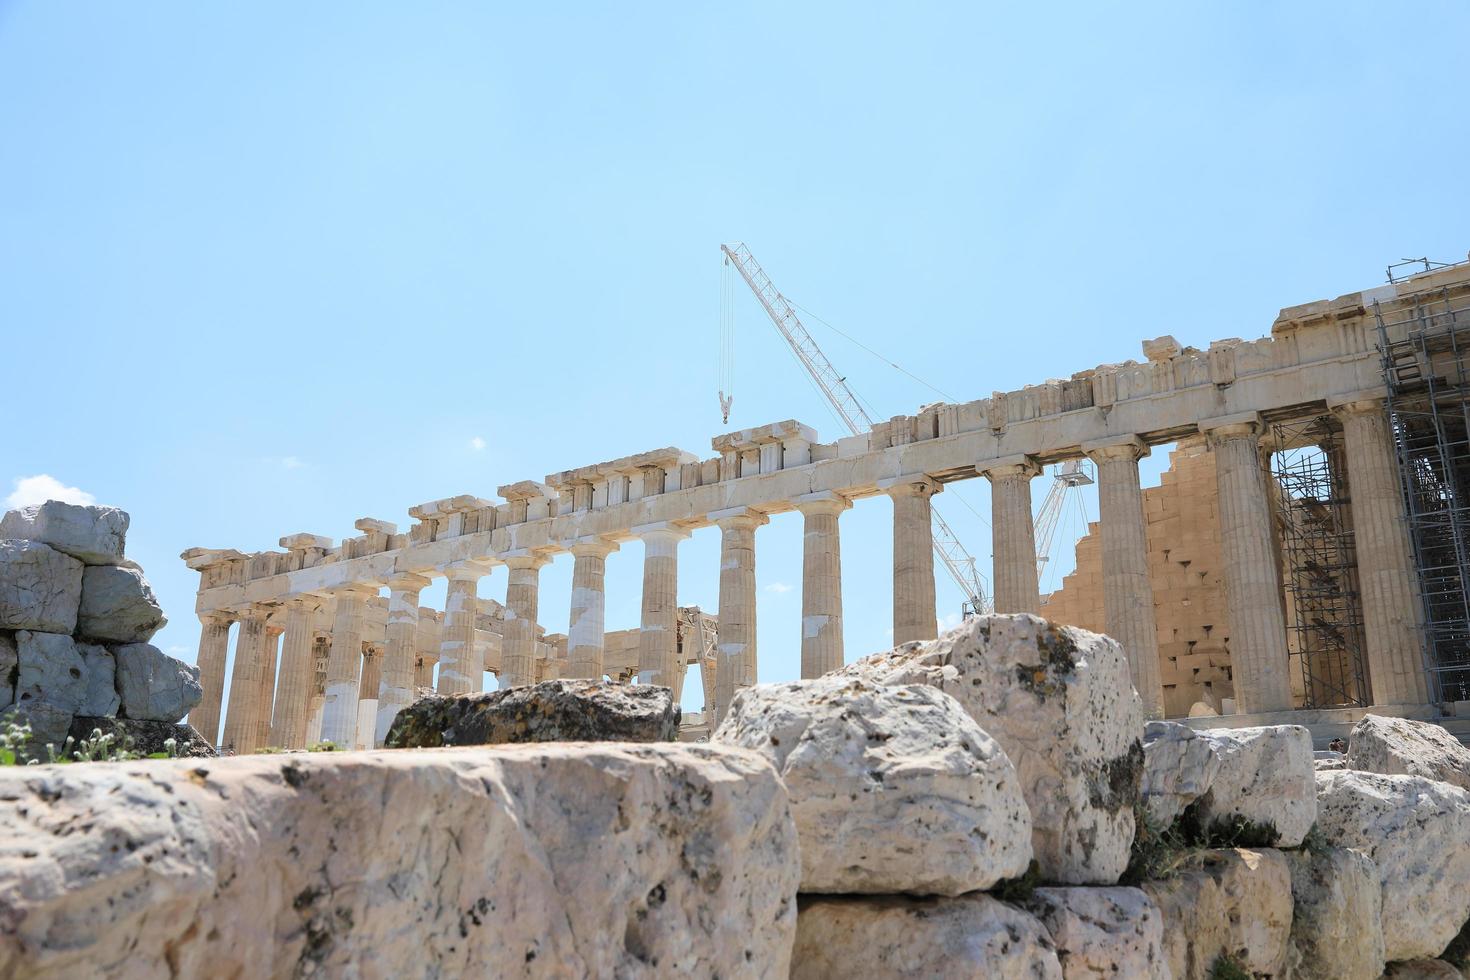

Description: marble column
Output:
[270,598,318,749]
[1333,397,1431,705]
[796,491,850,680]
[568,538,618,680]
[437,563,487,695]
[356,643,381,749]
[320,584,375,746]
[983,456,1043,615]
[1084,437,1165,718]
[187,612,234,746]
[884,477,940,645]
[1203,415,1294,713]
[378,573,430,743]
[221,605,270,753]
[635,523,691,689]
[502,554,550,689]
[713,507,768,725]
[256,623,283,748]
[413,609,440,689]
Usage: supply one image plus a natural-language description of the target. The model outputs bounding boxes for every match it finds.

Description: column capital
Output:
[878,475,942,498]
[710,506,771,531]
[1081,435,1149,463]
[1327,392,1389,418]
[1198,411,1263,443]
[440,559,492,582]
[979,454,1043,480]
[795,490,853,517]
[386,572,433,593]
[630,521,693,543]
[569,536,620,559]
[236,603,274,624]
[265,623,286,638]
[503,550,553,571]
[199,611,235,628]
[330,582,381,598]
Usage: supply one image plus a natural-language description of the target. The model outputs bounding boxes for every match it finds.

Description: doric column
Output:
[356,643,381,749]
[502,554,551,689]
[568,538,619,680]
[256,623,283,748]
[270,598,318,749]
[634,523,691,689]
[221,605,270,753]
[437,563,487,695]
[320,584,375,746]
[796,491,851,680]
[1332,397,1431,705]
[883,477,941,645]
[377,573,430,743]
[187,612,233,746]
[982,456,1043,615]
[1202,415,1293,713]
[1083,437,1165,718]
[413,609,440,689]
[712,507,769,724]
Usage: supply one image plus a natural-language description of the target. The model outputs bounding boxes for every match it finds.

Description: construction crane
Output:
[1033,460,1093,579]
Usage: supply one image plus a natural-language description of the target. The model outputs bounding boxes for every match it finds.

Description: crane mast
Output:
[720,242,992,614]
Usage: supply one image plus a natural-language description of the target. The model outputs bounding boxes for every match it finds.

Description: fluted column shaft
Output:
[1335,399,1430,704]
[984,457,1043,615]
[636,524,690,688]
[221,606,270,753]
[256,625,283,748]
[886,478,940,645]
[713,508,768,724]
[188,613,234,746]
[1206,418,1293,713]
[413,610,440,689]
[797,492,850,680]
[503,555,549,689]
[320,585,374,746]
[1085,438,1165,718]
[270,599,317,749]
[437,564,486,694]
[568,539,618,680]
[378,574,429,743]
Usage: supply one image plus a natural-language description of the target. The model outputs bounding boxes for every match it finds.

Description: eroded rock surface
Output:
[714,676,1031,894]
[113,642,202,722]
[1284,846,1385,980]
[0,743,797,978]
[0,540,82,634]
[75,642,120,716]
[76,564,166,643]
[0,501,129,565]
[1024,886,1168,979]
[791,894,1062,980]
[1141,720,1222,825]
[1346,714,1470,791]
[1190,725,1316,847]
[14,629,85,713]
[0,632,15,708]
[387,679,680,747]
[67,716,216,758]
[840,614,1144,885]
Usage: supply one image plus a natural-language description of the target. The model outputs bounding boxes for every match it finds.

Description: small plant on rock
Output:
[1121,802,1197,884]
[991,860,1041,903]
[0,720,34,765]
[306,741,338,752]
[1208,952,1250,980]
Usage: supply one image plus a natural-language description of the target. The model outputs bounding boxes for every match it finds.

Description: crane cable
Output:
[718,258,735,424]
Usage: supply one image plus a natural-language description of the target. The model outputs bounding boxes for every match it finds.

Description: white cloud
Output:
[939,611,964,632]
[764,582,792,594]
[279,456,304,470]
[5,475,95,509]
[469,436,486,452]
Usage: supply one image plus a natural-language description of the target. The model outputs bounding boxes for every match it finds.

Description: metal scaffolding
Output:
[1374,276,1470,702]
[1271,419,1370,707]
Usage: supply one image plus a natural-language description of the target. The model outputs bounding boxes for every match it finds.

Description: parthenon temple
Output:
[183,258,1470,749]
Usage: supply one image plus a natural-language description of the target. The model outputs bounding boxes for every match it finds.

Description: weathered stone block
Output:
[67,716,216,758]
[1024,886,1168,979]
[1346,714,1470,791]
[1284,846,1385,980]
[0,540,82,634]
[0,743,797,978]
[714,676,1032,895]
[791,894,1062,979]
[75,642,120,716]
[386,679,679,747]
[0,699,73,759]
[113,642,202,723]
[841,614,1144,885]
[0,501,128,565]
[1141,720,1221,825]
[1190,725,1316,847]
[0,632,14,709]
[76,564,167,643]
[14,629,85,713]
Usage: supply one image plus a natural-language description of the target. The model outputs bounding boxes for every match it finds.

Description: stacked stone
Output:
[0,501,205,757]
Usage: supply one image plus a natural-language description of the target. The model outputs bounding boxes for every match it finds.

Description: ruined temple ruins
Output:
[183,258,1470,749]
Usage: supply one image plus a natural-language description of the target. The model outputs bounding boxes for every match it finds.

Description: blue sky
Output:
[4,3,1469,713]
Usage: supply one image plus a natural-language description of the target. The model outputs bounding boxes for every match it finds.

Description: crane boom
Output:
[721,242,992,613]
[1033,459,1093,578]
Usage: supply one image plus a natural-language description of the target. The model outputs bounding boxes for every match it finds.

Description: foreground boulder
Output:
[0,742,797,977]
[14,629,86,712]
[1141,721,1222,825]
[1284,846,1385,980]
[1346,714,1470,791]
[791,894,1062,979]
[1188,725,1316,847]
[113,642,202,722]
[386,679,680,747]
[0,540,82,633]
[714,676,1031,894]
[0,501,128,565]
[1023,886,1168,979]
[67,716,216,758]
[1314,770,1470,961]
[1141,848,1293,979]
[841,614,1144,884]
[75,642,120,716]
[75,564,167,643]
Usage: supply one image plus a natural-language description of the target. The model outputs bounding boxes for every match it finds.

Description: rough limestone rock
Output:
[1024,886,1168,980]
[714,676,1032,894]
[840,614,1144,884]
[1381,960,1465,979]
[0,501,129,565]
[1346,714,1470,791]
[1284,846,1385,980]
[67,716,216,758]
[0,700,73,758]
[1189,725,1316,847]
[14,629,85,713]
[1142,848,1293,980]
[1316,755,1348,771]
[791,894,1062,980]
[0,539,83,634]
[1315,769,1470,961]
[75,564,167,643]
[75,642,120,716]
[0,632,15,708]
[0,743,797,978]
[1141,720,1222,825]
[113,642,202,722]
[386,679,680,747]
